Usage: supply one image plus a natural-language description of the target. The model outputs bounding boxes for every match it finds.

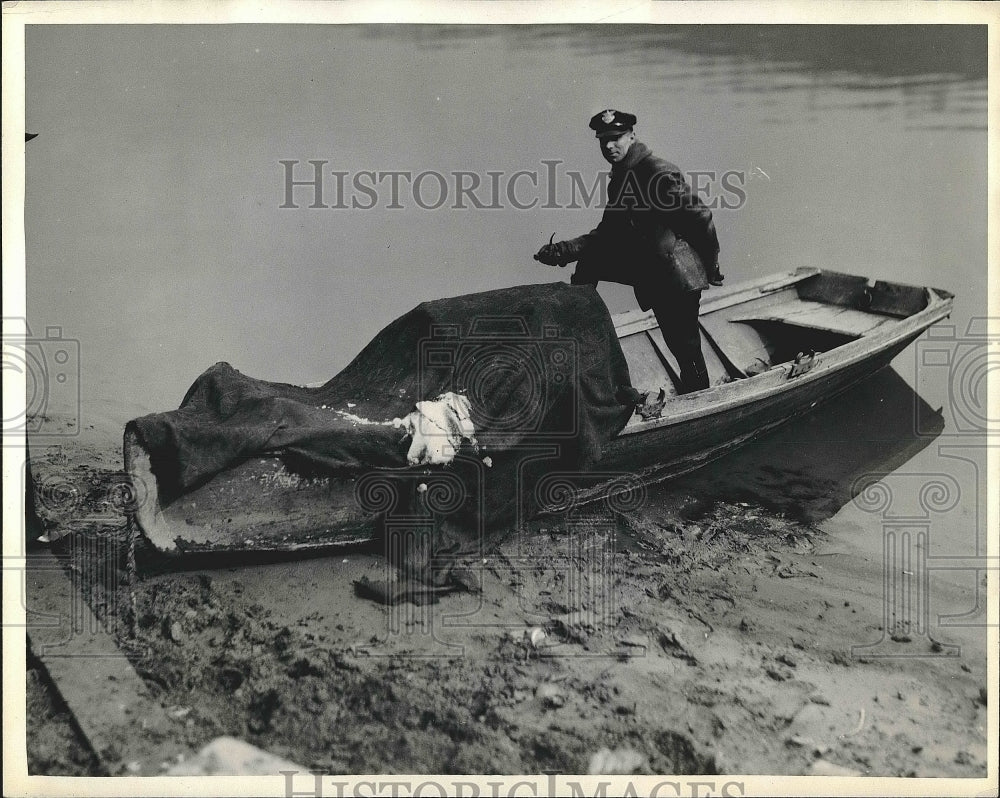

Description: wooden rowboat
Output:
[124,267,953,555]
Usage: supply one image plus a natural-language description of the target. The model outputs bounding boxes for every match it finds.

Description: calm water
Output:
[25,25,987,411]
[25,24,991,645]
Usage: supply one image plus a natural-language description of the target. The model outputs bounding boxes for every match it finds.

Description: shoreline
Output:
[20,376,989,777]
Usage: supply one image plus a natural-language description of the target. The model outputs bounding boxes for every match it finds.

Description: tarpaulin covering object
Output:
[126,283,636,527]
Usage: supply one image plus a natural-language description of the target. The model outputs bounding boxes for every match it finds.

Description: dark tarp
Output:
[126,282,637,529]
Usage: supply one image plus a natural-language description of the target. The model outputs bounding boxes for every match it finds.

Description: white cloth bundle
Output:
[393,391,478,465]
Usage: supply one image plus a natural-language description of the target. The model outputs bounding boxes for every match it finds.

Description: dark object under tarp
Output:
[125,283,637,531]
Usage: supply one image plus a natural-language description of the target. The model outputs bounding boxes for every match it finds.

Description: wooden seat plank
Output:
[729,299,891,336]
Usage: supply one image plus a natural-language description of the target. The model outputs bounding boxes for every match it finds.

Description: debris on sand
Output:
[588,746,648,775]
[839,708,866,739]
[535,682,566,709]
[167,620,186,645]
[353,575,459,606]
[657,626,697,664]
[165,705,191,721]
[807,759,862,777]
[550,613,594,647]
[166,736,304,775]
[765,666,790,682]
[786,735,829,756]
[617,633,648,653]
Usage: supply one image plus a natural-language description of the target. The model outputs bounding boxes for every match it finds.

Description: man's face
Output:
[598,130,634,164]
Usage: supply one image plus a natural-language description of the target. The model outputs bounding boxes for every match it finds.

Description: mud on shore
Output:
[25,433,988,778]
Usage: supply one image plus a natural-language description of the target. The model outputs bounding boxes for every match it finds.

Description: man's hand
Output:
[534,241,570,267]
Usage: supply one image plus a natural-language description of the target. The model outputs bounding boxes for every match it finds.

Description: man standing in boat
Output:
[534,109,724,394]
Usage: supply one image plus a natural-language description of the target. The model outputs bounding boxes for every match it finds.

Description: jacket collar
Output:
[611,140,651,174]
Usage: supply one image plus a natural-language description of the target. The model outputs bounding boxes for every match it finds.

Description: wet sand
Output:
[24,369,988,777]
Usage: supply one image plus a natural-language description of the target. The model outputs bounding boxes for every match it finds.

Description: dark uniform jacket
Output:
[564,141,721,309]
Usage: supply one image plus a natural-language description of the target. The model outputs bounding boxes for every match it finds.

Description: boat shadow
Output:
[651,366,944,524]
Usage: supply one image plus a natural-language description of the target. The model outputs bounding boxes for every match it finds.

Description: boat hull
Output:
[600,328,923,481]
[123,269,953,555]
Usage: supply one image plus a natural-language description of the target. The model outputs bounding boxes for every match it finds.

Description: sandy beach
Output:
[23,367,989,778]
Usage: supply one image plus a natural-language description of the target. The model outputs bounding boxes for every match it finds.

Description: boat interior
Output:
[615,268,939,413]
